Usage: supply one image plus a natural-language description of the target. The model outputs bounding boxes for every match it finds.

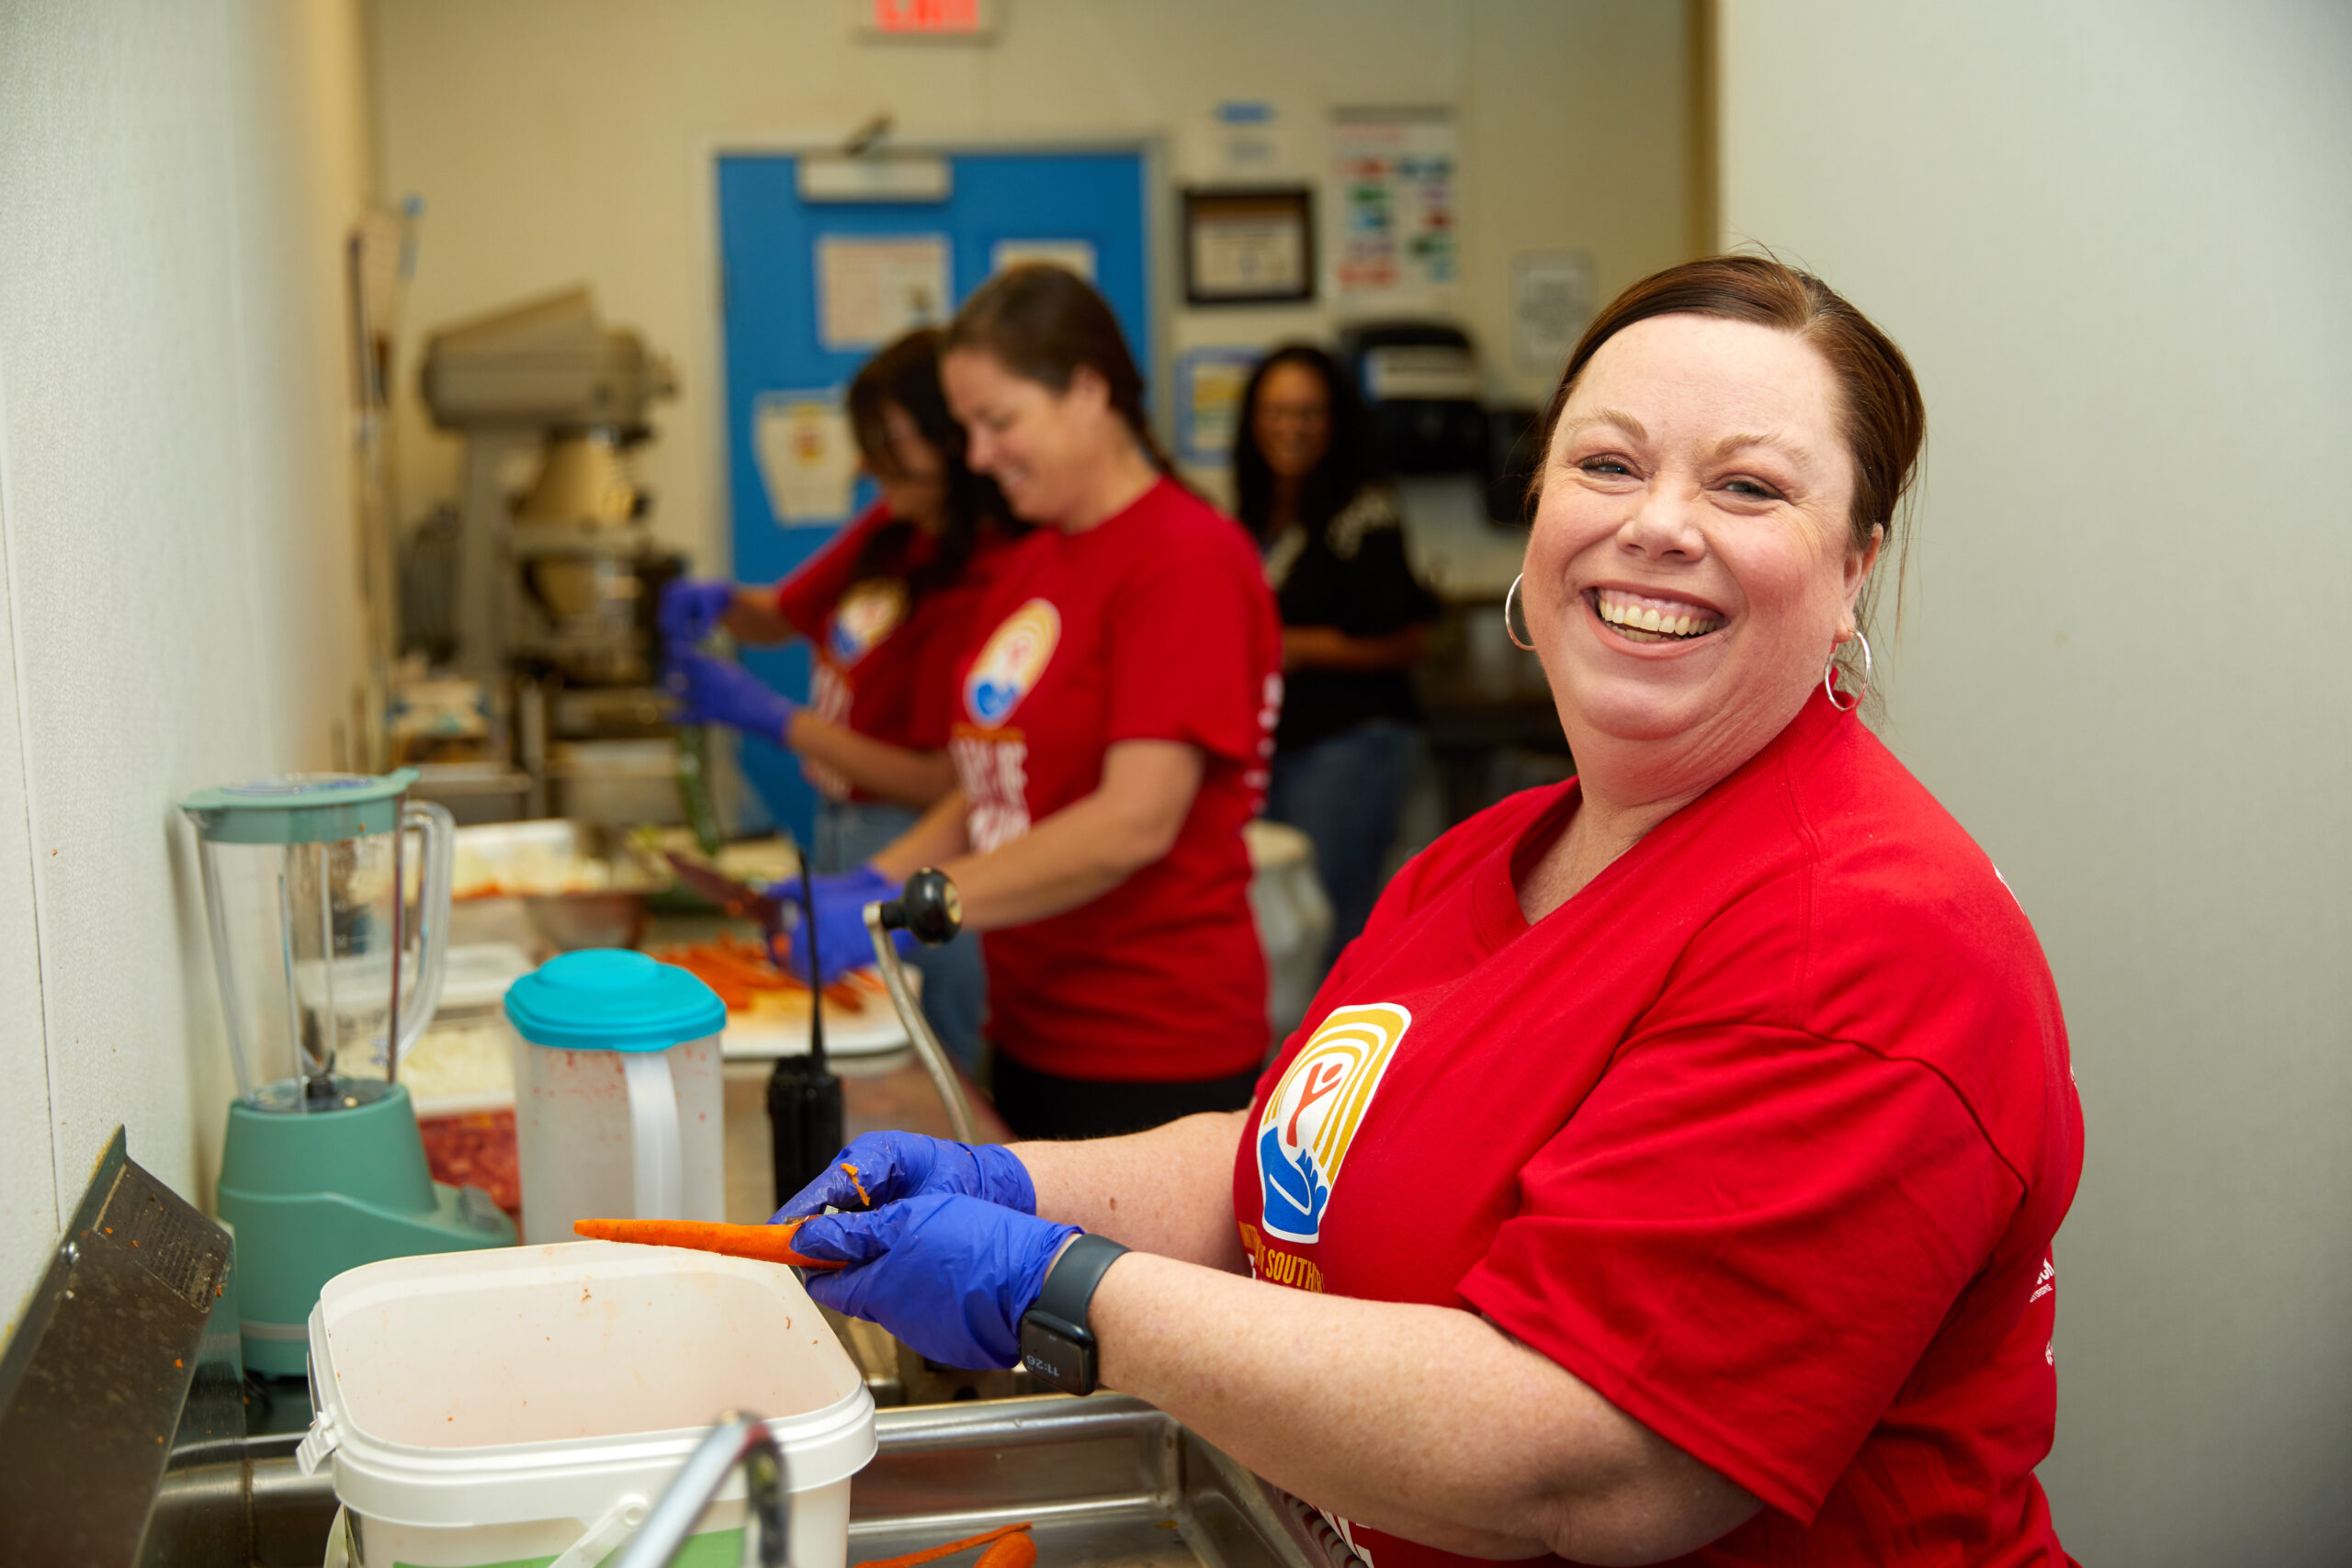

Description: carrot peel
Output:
[975,1532,1038,1568]
[571,1216,842,1269]
[853,1522,1033,1568]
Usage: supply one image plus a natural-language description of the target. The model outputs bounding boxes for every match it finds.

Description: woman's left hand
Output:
[790,1194,1082,1370]
[664,650,800,740]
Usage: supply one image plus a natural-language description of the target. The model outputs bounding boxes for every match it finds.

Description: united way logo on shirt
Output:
[963,598,1059,728]
[825,580,907,667]
[1255,1004,1410,1245]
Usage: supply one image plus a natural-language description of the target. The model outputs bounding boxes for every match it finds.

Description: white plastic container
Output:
[503,950,727,1244]
[300,1241,875,1568]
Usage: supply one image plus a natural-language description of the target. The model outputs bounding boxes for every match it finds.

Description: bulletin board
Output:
[714,145,1156,840]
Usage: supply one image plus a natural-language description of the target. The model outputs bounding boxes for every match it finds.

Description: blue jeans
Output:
[1265,718,1419,970]
[814,799,989,1076]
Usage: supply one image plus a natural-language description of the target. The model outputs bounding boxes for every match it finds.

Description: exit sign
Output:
[866,0,995,37]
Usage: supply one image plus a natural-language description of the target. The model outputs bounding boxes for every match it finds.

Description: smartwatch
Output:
[1019,1233,1129,1395]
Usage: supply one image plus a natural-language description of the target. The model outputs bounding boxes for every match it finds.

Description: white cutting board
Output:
[718,969,917,1077]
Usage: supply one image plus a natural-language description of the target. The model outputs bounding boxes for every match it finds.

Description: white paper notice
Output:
[754,393,859,525]
[1190,213,1306,296]
[989,239,1097,281]
[1511,251,1598,375]
[817,235,951,352]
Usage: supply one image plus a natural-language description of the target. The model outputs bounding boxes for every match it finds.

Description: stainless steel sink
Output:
[848,1395,1328,1568]
[152,1394,1329,1568]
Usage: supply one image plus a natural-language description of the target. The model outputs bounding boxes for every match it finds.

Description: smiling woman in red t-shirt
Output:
[775,257,2083,1568]
[786,266,1283,1141]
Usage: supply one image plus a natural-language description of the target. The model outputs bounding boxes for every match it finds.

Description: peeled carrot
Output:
[571,1216,842,1269]
[975,1532,1038,1568]
[852,1523,1034,1568]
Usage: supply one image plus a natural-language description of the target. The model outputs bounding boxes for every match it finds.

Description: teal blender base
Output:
[216,1082,514,1376]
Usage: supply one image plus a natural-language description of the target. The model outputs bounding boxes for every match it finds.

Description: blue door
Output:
[715,148,1154,840]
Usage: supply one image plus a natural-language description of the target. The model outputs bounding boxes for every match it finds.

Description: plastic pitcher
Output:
[503,950,726,1245]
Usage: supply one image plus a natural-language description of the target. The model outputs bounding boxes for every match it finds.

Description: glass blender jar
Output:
[181,769,514,1375]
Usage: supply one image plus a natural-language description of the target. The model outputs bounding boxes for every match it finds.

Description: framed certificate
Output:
[1182,186,1316,305]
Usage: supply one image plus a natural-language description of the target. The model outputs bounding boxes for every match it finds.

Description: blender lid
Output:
[179,769,419,845]
[503,949,725,1053]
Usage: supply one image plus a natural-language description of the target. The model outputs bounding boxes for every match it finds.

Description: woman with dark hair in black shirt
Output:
[1231,344,1440,967]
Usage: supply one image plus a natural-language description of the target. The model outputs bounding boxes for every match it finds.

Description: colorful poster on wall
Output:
[753,390,859,525]
[1174,346,1263,467]
[1330,108,1457,300]
[817,234,951,352]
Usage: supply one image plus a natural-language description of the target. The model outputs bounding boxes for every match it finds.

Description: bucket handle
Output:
[294,1413,338,1477]
[621,1052,684,1221]
[550,1492,652,1568]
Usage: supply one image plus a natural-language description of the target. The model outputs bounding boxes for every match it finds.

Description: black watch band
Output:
[1019,1234,1128,1396]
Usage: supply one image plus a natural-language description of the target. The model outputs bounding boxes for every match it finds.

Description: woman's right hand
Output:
[660,578,739,645]
[773,1131,1036,1221]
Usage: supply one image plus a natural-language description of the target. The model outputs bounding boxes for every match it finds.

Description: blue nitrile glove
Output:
[660,579,738,646]
[765,863,912,986]
[773,1131,1035,1223]
[790,1193,1082,1370]
[664,651,801,741]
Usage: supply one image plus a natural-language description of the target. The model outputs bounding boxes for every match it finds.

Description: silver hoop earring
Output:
[1823,628,1872,711]
[1503,573,1536,652]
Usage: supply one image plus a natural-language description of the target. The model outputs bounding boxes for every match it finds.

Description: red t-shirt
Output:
[1230,691,2082,1567]
[771,504,1012,802]
[951,478,1283,1082]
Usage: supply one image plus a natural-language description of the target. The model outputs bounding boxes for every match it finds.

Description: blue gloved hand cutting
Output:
[789,1193,1082,1370]
[773,1131,1035,1223]
[766,862,912,986]
[664,651,801,742]
[660,579,739,646]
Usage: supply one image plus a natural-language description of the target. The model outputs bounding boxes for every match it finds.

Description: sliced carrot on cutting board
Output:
[853,1522,1034,1568]
[571,1216,842,1269]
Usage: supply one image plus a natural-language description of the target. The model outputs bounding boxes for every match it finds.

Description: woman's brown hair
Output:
[942,264,1171,471]
[842,327,1022,603]
[1532,254,1925,673]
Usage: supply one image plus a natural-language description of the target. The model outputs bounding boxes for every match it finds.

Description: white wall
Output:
[1719,3,2351,1561]
[367,0,1698,566]
[0,0,379,1327]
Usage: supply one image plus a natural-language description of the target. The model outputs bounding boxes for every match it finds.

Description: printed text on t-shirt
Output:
[954,725,1031,852]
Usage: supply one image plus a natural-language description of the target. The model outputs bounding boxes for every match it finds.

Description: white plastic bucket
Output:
[300,1241,875,1568]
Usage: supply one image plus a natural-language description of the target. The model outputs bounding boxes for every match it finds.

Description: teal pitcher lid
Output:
[503,949,726,1053]
[179,769,419,845]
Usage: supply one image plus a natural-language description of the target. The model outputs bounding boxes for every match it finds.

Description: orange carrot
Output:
[571,1217,842,1269]
[851,1523,1033,1568]
[975,1532,1038,1568]
[652,937,877,1017]
[842,1163,873,1207]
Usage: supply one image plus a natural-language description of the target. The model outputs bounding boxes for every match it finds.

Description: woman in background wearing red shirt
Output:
[785,265,1283,1141]
[662,328,1018,1068]
[778,258,2083,1567]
